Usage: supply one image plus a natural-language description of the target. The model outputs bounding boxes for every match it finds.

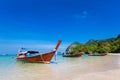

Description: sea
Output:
[0,54,120,80]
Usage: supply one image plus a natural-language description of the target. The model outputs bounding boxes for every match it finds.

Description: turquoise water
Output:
[0,54,120,80]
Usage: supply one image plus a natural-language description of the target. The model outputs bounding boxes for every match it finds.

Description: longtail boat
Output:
[16,40,61,63]
[62,53,82,57]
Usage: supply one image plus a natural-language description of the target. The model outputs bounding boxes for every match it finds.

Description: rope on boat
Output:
[40,54,45,62]
[55,51,57,61]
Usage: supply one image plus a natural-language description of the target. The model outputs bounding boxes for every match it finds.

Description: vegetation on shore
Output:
[66,34,120,54]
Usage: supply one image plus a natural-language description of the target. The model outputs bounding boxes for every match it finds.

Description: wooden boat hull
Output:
[17,40,61,63]
[62,53,82,57]
[88,53,107,56]
[17,51,56,63]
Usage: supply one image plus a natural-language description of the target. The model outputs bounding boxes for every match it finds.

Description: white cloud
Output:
[74,11,88,19]
[81,11,88,18]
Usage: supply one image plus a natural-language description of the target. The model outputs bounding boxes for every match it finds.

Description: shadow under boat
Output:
[16,40,61,63]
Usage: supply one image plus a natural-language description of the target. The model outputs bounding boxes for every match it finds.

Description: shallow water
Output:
[0,54,120,80]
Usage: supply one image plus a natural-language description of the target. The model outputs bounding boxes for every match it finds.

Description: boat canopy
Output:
[27,51,39,54]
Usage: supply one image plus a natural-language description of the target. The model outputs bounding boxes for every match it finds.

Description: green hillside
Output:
[66,34,120,54]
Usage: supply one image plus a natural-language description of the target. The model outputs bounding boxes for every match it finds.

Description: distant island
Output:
[66,34,120,54]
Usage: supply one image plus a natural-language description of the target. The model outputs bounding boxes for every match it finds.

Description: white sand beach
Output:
[108,53,120,56]
[1,55,120,80]
[72,69,120,80]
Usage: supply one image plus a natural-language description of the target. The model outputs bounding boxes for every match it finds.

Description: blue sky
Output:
[0,0,120,54]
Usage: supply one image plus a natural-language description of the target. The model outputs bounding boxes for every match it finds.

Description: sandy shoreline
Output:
[71,69,120,80]
[108,53,120,55]
[1,55,120,80]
